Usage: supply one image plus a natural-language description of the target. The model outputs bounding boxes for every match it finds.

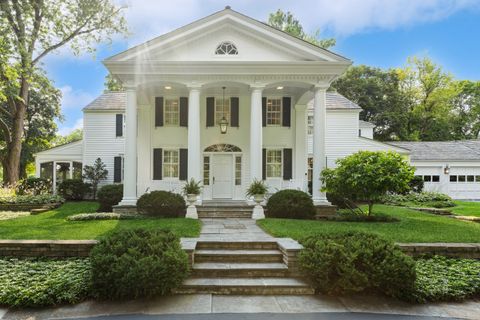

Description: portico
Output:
[103,7,351,206]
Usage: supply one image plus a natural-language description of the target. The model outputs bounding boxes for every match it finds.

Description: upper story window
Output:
[215,98,230,125]
[164,99,179,126]
[266,98,282,126]
[215,41,238,55]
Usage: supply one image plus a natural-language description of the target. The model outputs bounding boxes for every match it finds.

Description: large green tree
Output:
[268,9,335,49]
[450,80,480,139]
[104,72,124,92]
[0,0,127,184]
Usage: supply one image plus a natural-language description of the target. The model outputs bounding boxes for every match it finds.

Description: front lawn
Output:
[258,205,480,243]
[450,201,480,217]
[0,202,201,240]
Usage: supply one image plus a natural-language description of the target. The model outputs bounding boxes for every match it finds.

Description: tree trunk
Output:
[4,79,29,185]
[368,201,374,216]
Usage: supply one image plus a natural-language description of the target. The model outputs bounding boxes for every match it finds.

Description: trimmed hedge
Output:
[137,190,186,218]
[90,228,189,299]
[16,177,52,195]
[97,184,123,212]
[0,258,91,307]
[67,212,143,221]
[382,192,455,208]
[57,179,91,200]
[299,232,416,300]
[266,189,315,219]
[0,194,64,205]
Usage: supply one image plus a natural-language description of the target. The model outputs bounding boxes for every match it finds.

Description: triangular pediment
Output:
[105,8,349,64]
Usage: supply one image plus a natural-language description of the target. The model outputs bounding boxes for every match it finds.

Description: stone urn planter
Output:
[183,179,201,220]
[246,179,267,220]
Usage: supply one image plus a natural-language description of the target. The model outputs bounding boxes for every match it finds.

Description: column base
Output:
[313,199,331,206]
[118,197,137,206]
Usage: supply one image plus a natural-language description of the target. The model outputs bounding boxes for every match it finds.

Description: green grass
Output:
[258,205,480,243]
[450,201,480,217]
[0,202,201,240]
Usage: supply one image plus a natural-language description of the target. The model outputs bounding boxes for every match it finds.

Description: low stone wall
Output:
[0,240,97,257]
[398,243,480,259]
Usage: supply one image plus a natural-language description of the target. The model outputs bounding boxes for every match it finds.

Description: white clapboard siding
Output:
[83,112,125,185]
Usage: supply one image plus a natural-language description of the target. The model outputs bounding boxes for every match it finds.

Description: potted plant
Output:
[182,178,201,204]
[246,179,268,204]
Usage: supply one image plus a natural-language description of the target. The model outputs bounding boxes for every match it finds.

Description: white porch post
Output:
[312,86,329,204]
[250,86,264,182]
[294,104,307,191]
[187,86,201,182]
[119,86,138,206]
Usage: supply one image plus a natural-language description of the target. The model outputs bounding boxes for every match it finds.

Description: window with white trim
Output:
[215,98,230,125]
[203,156,210,186]
[164,99,179,126]
[266,149,282,178]
[215,41,238,55]
[266,98,282,126]
[163,150,179,178]
[307,115,313,134]
[235,156,242,185]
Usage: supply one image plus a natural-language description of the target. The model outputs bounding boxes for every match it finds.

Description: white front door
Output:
[212,154,233,199]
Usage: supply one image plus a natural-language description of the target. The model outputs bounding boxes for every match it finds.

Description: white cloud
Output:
[60,86,94,111]
[58,118,83,136]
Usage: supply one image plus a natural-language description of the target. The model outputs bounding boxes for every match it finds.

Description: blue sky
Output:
[42,0,480,135]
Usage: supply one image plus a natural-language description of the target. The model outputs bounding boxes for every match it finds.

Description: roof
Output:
[359,120,375,128]
[104,7,350,63]
[85,91,362,111]
[307,92,362,110]
[34,140,83,156]
[387,140,480,161]
[83,92,126,111]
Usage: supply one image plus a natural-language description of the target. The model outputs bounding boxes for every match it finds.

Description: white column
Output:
[187,87,201,182]
[312,86,329,204]
[119,87,138,206]
[250,86,264,182]
[294,105,307,191]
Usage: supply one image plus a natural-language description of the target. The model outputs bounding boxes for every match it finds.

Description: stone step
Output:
[174,277,315,295]
[197,212,252,219]
[192,262,288,277]
[196,241,278,250]
[195,249,284,263]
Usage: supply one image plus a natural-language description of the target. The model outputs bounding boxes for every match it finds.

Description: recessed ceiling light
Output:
[276,86,284,90]
[165,86,172,90]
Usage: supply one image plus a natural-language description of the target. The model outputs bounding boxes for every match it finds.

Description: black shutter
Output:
[262,97,267,127]
[179,149,188,181]
[230,97,239,127]
[179,97,188,127]
[282,97,291,127]
[114,156,122,183]
[115,114,123,137]
[155,97,164,127]
[262,148,266,180]
[206,97,215,127]
[283,148,293,180]
[153,148,162,180]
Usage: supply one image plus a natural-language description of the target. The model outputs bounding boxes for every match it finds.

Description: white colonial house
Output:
[35,7,408,207]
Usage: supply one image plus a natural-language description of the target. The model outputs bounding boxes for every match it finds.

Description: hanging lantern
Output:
[220,86,228,134]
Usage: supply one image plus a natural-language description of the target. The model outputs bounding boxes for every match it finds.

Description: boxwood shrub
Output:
[57,179,91,200]
[299,232,416,300]
[266,189,315,219]
[90,228,189,299]
[137,190,186,217]
[382,192,455,208]
[16,177,52,195]
[97,184,123,212]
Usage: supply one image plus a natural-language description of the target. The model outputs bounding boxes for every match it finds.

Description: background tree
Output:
[52,129,83,146]
[321,151,415,215]
[449,80,480,140]
[83,157,108,200]
[0,0,127,184]
[104,73,124,92]
[268,9,335,49]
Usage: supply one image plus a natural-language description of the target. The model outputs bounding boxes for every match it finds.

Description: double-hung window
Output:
[266,149,282,178]
[266,98,282,126]
[164,99,179,126]
[215,98,230,125]
[163,150,179,178]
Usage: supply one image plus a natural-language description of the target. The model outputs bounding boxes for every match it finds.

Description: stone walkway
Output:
[198,218,274,241]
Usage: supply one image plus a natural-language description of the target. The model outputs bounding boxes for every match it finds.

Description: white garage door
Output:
[448,167,480,200]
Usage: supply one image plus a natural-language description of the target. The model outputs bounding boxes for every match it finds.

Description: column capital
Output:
[250,84,266,91]
[187,83,202,91]
[314,84,330,91]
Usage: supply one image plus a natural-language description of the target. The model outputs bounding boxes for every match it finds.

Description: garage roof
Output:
[388,140,480,161]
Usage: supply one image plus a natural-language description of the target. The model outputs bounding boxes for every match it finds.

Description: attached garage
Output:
[389,140,480,200]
